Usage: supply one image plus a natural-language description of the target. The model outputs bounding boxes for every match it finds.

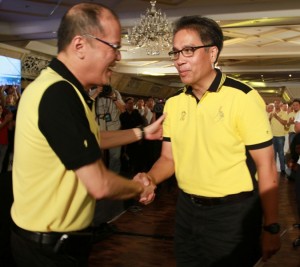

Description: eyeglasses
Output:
[83,34,121,52]
[168,45,214,60]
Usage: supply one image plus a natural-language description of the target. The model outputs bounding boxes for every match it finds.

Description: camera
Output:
[99,84,113,97]
[153,99,165,114]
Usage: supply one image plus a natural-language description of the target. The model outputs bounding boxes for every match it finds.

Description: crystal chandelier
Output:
[127,1,172,56]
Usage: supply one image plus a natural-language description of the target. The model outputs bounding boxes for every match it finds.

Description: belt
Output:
[12,222,92,246]
[185,191,254,206]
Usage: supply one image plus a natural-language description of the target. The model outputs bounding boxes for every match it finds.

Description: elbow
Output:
[85,174,112,200]
[89,185,110,200]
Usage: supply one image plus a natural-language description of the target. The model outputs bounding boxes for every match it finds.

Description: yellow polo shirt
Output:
[270,110,288,137]
[11,67,99,232]
[163,70,273,197]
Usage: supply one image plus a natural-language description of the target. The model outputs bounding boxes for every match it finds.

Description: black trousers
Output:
[11,229,92,267]
[175,190,262,267]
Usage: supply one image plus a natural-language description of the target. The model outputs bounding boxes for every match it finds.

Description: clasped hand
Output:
[133,172,157,205]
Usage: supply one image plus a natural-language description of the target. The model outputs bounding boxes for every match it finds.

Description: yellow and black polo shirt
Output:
[11,58,101,232]
[163,69,273,197]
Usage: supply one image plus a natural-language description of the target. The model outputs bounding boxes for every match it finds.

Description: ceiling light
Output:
[127,1,172,56]
[142,71,166,76]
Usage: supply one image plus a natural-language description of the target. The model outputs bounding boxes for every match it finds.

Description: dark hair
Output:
[293,99,300,105]
[57,3,118,53]
[125,97,134,103]
[173,16,223,62]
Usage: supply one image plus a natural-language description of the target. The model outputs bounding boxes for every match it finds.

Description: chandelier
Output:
[127,1,172,56]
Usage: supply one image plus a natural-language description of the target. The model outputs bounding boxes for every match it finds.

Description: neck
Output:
[191,69,217,100]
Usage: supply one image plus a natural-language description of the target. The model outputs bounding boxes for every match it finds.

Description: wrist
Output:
[133,127,144,140]
[146,174,156,186]
[138,126,145,140]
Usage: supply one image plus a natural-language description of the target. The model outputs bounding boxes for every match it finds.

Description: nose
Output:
[175,55,185,66]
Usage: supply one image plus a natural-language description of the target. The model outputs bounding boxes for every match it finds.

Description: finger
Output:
[155,113,166,124]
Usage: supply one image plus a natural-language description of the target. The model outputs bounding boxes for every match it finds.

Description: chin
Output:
[180,76,191,85]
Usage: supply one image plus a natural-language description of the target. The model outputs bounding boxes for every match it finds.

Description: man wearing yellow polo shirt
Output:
[270,100,288,175]
[10,3,162,266]
[136,15,280,267]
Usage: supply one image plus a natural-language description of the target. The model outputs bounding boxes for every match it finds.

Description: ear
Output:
[210,46,219,64]
[72,35,86,59]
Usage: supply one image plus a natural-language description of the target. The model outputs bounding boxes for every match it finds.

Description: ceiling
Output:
[0,0,300,102]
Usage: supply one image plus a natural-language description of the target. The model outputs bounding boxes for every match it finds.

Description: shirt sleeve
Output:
[38,81,101,170]
[237,89,273,148]
[295,112,300,123]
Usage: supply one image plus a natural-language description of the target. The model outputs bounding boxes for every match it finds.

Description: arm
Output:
[248,145,280,261]
[75,159,146,200]
[110,90,125,113]
[99,113,165,149]
[112,98,126,113]
[89,86,103,100]
[147,141,175,184]
[146,141,175,185]
[133,140,175,204]
[12,86,20,102]
[286,114,295,128]
[273,113,287,126]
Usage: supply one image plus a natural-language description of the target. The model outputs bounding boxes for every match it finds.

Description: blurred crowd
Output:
[0,84,21,174]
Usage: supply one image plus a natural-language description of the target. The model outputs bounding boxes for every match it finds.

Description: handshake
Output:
[133,173,157,205]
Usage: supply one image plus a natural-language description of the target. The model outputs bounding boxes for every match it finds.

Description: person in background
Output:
[0,85,20,112]
[144,96,156,125]
[136,98,145,116]
[0,105,13,173]
[135,97,148,126]
[10,3,162,266]
[270,99,288,175]
[95,85,125,173]
[120,97,146,174]
[136,15,280,267]
[266,103,274,119]
[93,85,126,227]
[292,114,300,240]
[287,99,300,146]
[285,100,300,180]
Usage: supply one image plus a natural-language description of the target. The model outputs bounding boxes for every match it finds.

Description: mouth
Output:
[179,69,189,77]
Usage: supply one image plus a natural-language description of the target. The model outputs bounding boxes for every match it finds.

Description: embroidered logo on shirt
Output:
[180,111,187,121]
[215,106,224,122]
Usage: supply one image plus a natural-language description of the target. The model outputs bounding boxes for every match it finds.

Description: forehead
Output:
[173,29,201,45]
[99,10,121,38]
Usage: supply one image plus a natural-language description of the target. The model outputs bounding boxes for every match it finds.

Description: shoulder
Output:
[223,76,253,94]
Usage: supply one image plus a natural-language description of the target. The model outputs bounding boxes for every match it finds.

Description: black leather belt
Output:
[12,222,92,245]
[186,190,254,206]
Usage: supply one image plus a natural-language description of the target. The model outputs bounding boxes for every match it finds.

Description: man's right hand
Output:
[133,172,157,205]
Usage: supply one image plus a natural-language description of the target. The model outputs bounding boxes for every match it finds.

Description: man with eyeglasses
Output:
[137,15,280,266]
[10,3,162,266]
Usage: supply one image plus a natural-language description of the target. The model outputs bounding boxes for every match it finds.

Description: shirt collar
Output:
[184,68,227,95]
[49,58,94,108]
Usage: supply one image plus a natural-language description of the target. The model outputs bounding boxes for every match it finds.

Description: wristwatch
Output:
[263,223,281,234]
